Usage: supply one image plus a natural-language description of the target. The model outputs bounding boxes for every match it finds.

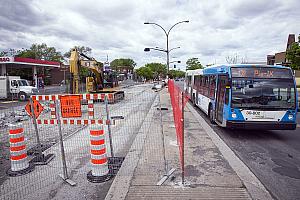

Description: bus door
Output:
[215,75,228,123]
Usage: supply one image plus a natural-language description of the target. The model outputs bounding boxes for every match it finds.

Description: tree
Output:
[225,53,239,64]
[17,43,63,62]
[169,69,185,79]
[186,58,203,70]
[110,58,136,71]
[135,66,153,80]
[16,43,63,85]
[286,35,300,70]
[145,63,167,80]
[225,53,247,64]
[64,46,92,58]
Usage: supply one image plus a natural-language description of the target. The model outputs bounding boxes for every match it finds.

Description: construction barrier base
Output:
[27,143,55,156]
[108,157,125,175]
[87,171,113,183]
[6,162,35,177]
[31,153,55,165]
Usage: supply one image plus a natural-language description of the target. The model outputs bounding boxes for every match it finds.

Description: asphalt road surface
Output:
[175,80,300,200]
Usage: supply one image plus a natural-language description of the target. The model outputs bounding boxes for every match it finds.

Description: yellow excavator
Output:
[69,48,124,101]
[69,48,104,94]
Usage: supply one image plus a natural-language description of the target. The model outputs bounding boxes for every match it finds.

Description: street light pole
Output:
[144,20,189,76]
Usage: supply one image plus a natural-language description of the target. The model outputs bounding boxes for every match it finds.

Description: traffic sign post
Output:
[27,98,55,165]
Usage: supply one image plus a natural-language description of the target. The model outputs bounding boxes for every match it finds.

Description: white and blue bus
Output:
[185,64,298,130]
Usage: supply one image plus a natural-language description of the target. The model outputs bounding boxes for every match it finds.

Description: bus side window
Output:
[210,75,216,99]
[205,76,209,96]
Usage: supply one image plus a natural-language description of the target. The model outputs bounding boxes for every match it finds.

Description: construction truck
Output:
[69,48,124,102]
[0,76,38,101]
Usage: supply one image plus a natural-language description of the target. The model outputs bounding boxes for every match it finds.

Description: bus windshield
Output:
[231,78,296,109]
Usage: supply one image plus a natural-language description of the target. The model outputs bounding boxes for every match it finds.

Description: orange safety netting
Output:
[168,80,189,171]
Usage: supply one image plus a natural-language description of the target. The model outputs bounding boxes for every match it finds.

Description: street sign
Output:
[25,100,44,118]
[60,95,82,118]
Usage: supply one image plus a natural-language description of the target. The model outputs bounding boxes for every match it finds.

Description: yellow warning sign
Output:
[60,95,82,118]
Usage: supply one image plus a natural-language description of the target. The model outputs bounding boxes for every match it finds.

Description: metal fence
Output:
[0,83,160,200]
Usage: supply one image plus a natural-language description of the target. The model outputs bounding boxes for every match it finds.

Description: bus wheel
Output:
[209,105,215,124]
[18,92,27,101]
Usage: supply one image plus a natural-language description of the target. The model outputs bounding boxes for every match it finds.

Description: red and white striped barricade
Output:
[7,123,35,176]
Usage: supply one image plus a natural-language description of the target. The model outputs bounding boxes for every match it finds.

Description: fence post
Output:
[181,91,185,185]
[105,95,114,157]
[55,100,76,186]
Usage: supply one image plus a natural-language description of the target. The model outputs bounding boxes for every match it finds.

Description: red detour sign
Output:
[25,100,44,118]
[60,95,82,118]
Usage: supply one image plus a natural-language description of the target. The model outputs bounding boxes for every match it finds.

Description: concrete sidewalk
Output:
[105,88,273,200]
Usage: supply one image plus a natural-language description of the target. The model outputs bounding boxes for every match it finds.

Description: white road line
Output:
[187,103,273,200]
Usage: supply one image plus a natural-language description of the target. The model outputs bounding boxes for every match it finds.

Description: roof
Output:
[0,57,61,67]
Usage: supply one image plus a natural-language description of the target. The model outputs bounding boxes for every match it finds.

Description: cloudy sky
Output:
[0,0,299,70]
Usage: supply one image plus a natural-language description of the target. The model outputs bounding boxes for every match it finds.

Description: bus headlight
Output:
[232,113,237,118]
[288,114,293,120]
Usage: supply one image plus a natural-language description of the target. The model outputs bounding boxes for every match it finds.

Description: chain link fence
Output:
[0,83,159,200]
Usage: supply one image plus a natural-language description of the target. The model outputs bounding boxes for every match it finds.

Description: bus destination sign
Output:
[231,67,292,79]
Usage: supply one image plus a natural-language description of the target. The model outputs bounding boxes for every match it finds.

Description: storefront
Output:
[0,57,60,88]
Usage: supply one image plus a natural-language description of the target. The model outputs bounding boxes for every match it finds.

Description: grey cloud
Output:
[0,0,53,32]
[230,0,281,18]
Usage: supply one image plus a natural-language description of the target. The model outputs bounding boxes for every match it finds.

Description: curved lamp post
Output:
[144,20,189,75]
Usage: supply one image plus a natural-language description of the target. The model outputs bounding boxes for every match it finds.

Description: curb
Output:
[105,94,158,200]
[187,103,273,200]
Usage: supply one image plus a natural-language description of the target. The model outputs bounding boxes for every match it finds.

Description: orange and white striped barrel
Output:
[7,123,34,176]
[87,124,112,182]
[88,100,94,119]
[90,124,108,176]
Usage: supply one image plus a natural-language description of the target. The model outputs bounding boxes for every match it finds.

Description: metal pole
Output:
[105,95,114,157]
[181,91,185,185]
[29,97,43,159]
[55,100,68,179]
[166,34,170,77]
[158,90,168,175]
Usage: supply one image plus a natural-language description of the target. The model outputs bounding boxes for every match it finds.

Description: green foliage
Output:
[17,43,63,62]
[169,69,185,79]
[286,35,300,70]
[186,58,203,70]
[135,67,153,80]
[64,46,92,58]
[110,58,136,71]
[145,63,167,79]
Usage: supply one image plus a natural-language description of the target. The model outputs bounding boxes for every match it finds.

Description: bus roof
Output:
[186,69,203,76]
[203,64,291,74]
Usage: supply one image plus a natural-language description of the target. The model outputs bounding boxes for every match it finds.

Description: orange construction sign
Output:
[60,95,82,118]
[25,100,44,118]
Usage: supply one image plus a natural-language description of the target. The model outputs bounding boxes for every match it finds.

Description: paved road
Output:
[175,80,300,200]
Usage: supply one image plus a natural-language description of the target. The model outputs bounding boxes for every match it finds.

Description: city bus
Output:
[185,64,298,130]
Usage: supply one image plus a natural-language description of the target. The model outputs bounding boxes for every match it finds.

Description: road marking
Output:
[187,103,273,200]
[0,100,18,104]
